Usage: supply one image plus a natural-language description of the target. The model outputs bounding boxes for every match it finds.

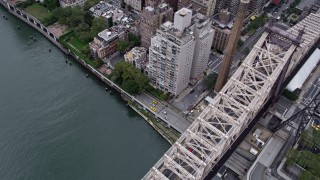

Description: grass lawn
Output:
[68,36,88,51]
[24,4,50,21]
[60,33,102,68]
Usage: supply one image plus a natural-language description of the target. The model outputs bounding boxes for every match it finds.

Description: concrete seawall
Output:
[0,1,179,143]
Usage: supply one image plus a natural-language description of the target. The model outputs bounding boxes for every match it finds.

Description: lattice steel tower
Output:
[214,0,250,92]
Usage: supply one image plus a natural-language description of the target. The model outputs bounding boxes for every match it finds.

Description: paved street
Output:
[250,163,266,180]
[209,53,223,73]
[172,81,207,112]
[109,52,124,67]
[170,53,220,113]
[136,93,191,133]
[301,75,320,106]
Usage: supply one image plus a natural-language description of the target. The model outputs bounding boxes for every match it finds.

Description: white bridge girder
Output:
[140,15,320,179]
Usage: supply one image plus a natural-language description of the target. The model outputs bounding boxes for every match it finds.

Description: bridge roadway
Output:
[143,23,304,179]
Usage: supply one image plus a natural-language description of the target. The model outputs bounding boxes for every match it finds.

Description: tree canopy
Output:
[112,61,149,94]
[128,32,141,46]
[43,7,107,43]
[204,73,218,90]
[43,0,59,11]
[83,0,101,11]
[116,40,130,53]
[286,130,320,180]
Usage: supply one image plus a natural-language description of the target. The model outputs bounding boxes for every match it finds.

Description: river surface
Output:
[0,7,169,180]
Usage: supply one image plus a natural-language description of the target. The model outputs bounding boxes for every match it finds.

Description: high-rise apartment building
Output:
[248,0,264,14]
[177,0,217,16]
[148,8,195,96]
[190,13,214,78]
[211,9,234,52]
[214,0,264,15]
[140,3,173,49]
[148,8,214,95]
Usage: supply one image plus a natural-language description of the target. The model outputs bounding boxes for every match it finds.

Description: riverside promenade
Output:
[0,0,190,144]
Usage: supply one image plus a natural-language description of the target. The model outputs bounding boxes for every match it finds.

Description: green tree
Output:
[128,32,141,46]
[122,79,139,94]
[204,73,218,89]
[83,0,100,11]
[65,7,86,27]
[16,0,34,8]
[84,11,94,26]
[299,170,314,180]
[112,61,149,94]
[244,47,251,55]
[74,23,91,42]
[160,93,169,101]
[42,14,58,26]
[117,40,129,52]
[52,7,72,24]
[43,0,59,10]
[90,17,107,37]
[107,17,113,28]
[286,149,299,166]
[282,89,299,101]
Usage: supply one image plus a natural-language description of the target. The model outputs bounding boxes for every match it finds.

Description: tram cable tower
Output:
[272,90,320,145]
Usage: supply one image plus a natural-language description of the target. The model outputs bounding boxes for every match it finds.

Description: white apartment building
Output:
[190,13,214,78]
[148,8,195,96]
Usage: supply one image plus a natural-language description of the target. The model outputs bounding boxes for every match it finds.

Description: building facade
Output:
[124,0,143,12]
[124,47,148,71]
[248,0,264,14]
[177,0,217,16]
[89,26,127,60]
[214,0,265,15]
[140,3,173,49]
[190,13,214,78]
[148,8,195,96]
[59,0,86,7]
[148,8,213,95]
[211,9,234,52]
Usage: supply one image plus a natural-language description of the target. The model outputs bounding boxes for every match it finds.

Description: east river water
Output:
[0,7,169,180]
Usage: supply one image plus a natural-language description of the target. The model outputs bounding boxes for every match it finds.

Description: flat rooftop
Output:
[297,0,316,10]
[98,29,118,42]
[158,21,194,45]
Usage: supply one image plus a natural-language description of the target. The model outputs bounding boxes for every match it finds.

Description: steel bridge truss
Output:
[143,30,299,180]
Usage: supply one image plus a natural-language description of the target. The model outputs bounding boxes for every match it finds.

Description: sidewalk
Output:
[174,77,205,103]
